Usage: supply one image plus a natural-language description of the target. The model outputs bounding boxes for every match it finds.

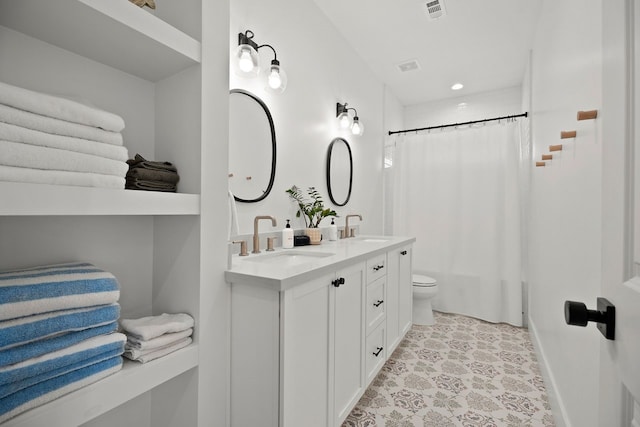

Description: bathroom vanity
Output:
[225,236,415,427]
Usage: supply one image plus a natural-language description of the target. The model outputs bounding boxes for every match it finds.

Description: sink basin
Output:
[353,237,389,243]
[243,250,335,266]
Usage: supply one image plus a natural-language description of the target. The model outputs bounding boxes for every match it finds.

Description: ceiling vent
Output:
[422,0,447,20]
[397,59,421,73]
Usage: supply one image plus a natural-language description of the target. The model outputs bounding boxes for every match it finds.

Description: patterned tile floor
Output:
[343,312,556,427]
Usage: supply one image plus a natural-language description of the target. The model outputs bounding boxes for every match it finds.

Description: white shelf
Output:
[4,344,199,427]
[0,0,201,82]
[0,182,200,216]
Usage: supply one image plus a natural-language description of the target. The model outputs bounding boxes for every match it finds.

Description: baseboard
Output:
[528,317,571,427]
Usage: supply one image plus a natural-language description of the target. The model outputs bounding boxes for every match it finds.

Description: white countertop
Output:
[225,235,415,291]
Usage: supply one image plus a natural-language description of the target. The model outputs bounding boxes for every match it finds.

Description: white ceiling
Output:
[312,0,543,106]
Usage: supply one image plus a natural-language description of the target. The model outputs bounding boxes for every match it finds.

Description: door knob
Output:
[564,297,615,340]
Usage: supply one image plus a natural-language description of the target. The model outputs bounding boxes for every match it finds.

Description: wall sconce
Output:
[336,102,364,136]
[234,30,287,93]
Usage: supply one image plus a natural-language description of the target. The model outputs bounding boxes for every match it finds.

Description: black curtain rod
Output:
[387,112,528,136]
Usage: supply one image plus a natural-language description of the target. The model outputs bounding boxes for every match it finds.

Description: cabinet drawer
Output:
[366,277,386,334]
[365,324,386,385]
[366,254,386,283]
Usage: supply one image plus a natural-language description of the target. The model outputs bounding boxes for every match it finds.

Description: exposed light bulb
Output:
[238,48,254,73]
[351,117,364,135]
[268,66,282,89]
[338,113,350,129]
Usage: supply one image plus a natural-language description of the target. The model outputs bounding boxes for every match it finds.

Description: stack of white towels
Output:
[120,313,194,364]
[0,262,126,423]
[0,80,129,189]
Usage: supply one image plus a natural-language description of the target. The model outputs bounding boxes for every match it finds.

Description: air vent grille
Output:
[423,0,447,20]
[397,59,421,73]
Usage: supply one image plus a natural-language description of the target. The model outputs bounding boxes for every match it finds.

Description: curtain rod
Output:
[387,112,528,136]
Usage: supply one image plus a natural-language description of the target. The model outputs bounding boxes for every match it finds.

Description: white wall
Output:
[229,0,390,238]
[403,85,523,131]
[527,1,602,426]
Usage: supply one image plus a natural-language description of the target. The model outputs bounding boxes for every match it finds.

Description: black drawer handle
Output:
[332,277,345,287]
[373,265,384,271]
[373,347,383,357]
[373,300,384,307]
[400,250,407,256]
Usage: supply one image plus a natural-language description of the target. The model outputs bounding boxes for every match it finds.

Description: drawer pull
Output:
[373,300,384,307]
[373,265,384,271]
[373,347,383,357]
[332,277,345,287]
[400,250,407,255]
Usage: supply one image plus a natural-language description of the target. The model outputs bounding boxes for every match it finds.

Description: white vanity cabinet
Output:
[227,237,415,427]
[386,245,413,354]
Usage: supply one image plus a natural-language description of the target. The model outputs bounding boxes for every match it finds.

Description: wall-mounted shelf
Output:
[0,182,200,216]
[0,0,201,82]
[3,345,198,427]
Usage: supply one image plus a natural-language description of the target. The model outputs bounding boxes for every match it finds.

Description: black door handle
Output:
[564,297,615,340]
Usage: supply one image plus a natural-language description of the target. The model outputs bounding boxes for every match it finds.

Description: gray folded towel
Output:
[126,153,177,173]
[125,178,176,192]
[126,167,179,184]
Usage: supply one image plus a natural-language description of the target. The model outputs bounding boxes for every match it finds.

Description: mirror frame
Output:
[326,137,353,206]
[229,89,277,203]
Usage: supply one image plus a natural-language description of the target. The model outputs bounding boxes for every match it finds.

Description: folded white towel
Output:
[0,104,123,146]
[0,165,125,189]
[0,122,128,162]
[0,81,125,132]
[125,328,193,351]
[120,313,194,341]
[124,337,192,364]
[0,140,128,177]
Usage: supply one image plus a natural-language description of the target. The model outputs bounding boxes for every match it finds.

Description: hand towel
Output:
[0,356,123,423]
[0,262,120,321]
[0,104,123,146]
[0,81,125,132]
[0,165,125,189]
[0,333,126,398]
[125,328,192,351]
[0,304,120,351]
[125,178,177,192]
[120,313,194,341]
[0,140,128,177]
[124,337,191,364]
[124,335,191,361]
[0,323,118,368]
[126,153,178,173]
[0,122,129,161]
[126,167,179,184]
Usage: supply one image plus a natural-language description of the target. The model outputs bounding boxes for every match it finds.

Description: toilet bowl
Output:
[412,274,438,326]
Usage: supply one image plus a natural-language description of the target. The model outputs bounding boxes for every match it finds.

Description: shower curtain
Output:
[391,120,526,326]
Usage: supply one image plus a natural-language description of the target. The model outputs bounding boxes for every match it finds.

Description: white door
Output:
[598,1,640,425]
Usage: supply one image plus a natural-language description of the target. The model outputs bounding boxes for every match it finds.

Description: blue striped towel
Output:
[0,322,117,368]
[0,303,120,352]
[0,332,126,398]
[0,262,120,321]
[0,355,123,423]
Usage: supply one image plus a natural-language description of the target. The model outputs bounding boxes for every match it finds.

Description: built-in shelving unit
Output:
[0,0,227,425]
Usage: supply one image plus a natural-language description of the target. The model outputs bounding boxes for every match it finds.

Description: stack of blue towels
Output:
[0,262,126,423]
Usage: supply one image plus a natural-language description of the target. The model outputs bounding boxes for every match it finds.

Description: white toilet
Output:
[412,274,438,326]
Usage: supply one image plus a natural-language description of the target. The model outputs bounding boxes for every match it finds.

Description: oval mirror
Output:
[326,137,353,206]
[229,89,276,203]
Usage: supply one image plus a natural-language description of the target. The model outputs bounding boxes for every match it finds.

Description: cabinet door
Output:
[281,273,333,427]
[397,246,413,336]
[332,262,365,426]
[385,249,400,353]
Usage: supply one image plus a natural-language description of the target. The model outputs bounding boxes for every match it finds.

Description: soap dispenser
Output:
[282,219,294,249]
[328,218,338,241]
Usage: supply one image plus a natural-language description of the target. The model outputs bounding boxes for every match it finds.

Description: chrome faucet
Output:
[344,214,362,238]
[253,215,277,253]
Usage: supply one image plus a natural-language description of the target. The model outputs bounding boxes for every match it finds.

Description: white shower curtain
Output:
[391,120,525,326]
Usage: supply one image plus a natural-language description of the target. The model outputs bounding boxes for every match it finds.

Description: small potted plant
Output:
[286,185,337,244]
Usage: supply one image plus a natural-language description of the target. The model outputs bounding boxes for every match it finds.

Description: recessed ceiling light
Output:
[451,83,464,90]
[457,102,468,110]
